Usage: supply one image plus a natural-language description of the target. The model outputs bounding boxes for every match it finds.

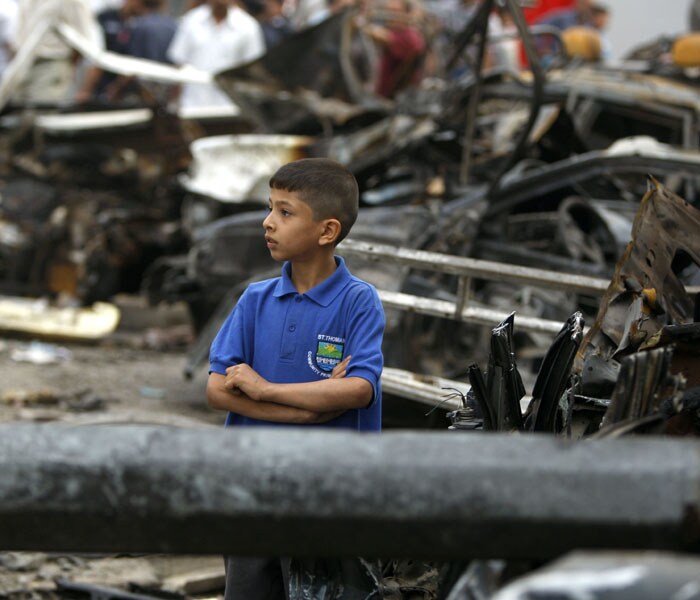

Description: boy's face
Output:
[263,188,327,262]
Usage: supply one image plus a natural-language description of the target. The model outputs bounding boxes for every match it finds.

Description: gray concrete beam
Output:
[0,424,699,559]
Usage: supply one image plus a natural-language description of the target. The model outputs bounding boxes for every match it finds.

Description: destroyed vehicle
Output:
[444,179,700,441]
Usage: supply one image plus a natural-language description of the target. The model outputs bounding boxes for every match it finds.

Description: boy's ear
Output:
[319,218,342,246]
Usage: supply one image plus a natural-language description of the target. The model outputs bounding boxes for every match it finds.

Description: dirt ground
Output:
[0,338,217,427]
[0,296,229,599]
[0,296,220,429]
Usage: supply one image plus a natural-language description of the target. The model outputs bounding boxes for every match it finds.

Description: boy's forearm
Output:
[207,374,341,424]
[261,377,373,412]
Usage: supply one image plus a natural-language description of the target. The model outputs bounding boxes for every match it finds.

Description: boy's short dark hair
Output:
[269,158,359,244]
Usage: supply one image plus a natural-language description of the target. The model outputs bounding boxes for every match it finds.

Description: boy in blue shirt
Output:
[207,157,385,599]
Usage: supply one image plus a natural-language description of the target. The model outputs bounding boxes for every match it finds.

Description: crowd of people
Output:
[0,0,616,110]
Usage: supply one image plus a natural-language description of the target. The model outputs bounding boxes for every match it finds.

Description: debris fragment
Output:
[9,341,72,365]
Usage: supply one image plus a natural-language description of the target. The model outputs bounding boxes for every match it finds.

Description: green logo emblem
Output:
[315,340,344,372]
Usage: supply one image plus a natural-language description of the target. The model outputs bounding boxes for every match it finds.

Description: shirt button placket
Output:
[281,294,302,359]
[290,295,302,331]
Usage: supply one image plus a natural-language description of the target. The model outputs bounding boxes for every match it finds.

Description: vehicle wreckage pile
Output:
[1,0,700,598]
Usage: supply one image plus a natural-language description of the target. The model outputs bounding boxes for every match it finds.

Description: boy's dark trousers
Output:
[224,556,291,600]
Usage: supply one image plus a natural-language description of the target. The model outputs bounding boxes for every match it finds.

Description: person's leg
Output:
[224,556,288,600]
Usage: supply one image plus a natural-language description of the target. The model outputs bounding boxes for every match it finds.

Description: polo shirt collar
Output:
[273,257,351,307]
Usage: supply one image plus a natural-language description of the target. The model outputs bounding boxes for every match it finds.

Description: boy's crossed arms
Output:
[207,355,374,424]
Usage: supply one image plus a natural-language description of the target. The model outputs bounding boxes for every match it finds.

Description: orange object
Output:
[561,26,602,61]
[672,34,700,67]
[642,288,658,311]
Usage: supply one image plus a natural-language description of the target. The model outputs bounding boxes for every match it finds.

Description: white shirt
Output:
[167,4,265,108]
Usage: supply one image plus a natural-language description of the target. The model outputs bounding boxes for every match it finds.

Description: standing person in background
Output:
[255,0,293,49]
[76,0,141,103]
[590,3,611,61]
[10,0,104,104]
[366,0,426,98]
[101,0,178,102]
[166,0,265,110]
[127,0,178,63]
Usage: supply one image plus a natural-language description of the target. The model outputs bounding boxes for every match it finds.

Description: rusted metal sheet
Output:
[578,179,700,362]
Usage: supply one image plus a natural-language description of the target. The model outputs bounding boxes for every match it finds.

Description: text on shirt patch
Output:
[310,334,345,375]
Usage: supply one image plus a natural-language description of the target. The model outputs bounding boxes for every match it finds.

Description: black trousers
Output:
[224,556,291,600]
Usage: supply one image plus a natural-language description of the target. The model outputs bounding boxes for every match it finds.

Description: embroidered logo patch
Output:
[315,335,344,373]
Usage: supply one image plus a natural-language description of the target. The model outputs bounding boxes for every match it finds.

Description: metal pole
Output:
[338,239,611,295]
[1,424,699,559]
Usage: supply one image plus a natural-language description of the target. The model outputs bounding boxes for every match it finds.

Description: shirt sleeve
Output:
[343,286,385,405]
[209,290,252,375]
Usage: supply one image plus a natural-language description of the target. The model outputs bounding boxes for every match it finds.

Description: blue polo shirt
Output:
[209,257,385,430]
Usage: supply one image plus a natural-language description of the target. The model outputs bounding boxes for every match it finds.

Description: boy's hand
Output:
[330,355,351,379]
[225,363,268,402]
[225,355,350,403]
